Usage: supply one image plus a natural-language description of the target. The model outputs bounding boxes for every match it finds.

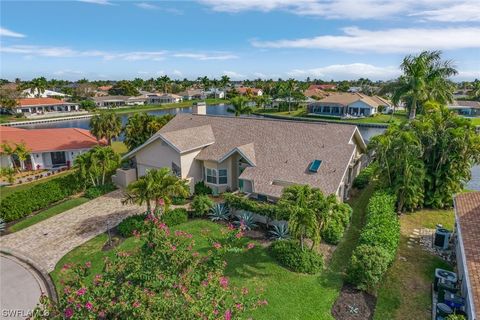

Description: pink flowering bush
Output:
[32,216,264,319]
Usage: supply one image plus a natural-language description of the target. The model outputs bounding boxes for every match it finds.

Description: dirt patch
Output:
[332,284,377,320]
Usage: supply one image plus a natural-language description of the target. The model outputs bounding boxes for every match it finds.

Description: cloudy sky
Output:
[1,0,479,81]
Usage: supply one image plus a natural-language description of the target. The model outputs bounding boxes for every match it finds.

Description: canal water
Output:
[16,104,480,190]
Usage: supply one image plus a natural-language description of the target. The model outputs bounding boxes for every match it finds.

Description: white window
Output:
[219,169,227,185]
[206,168,217,184]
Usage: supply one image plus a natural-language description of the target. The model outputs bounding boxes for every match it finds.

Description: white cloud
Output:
[172,53,238,60]
[223,71,246,79]
[136,2,158,10]
[411,3,480,22]
[287,63,400,80]
[78,0,113,5]
[0,27,26,38]
[53,69,85,76]
[172,70,183,76]
[252,27,480,53]
[454,70,480,81]
[253,72,267,78]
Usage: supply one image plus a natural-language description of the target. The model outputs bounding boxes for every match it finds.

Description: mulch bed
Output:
[332,284,377,320]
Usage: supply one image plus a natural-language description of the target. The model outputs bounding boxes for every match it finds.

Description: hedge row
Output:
[352,163,377,189]
[348,191,400,289]
[223,193,288,220]
[0,174,83,222]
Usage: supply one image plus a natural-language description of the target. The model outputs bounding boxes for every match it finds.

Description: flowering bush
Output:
[32,216,264,319]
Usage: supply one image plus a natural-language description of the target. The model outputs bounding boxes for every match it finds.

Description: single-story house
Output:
[0,126,104,170]
[307,93,392,117]
[271,97,316,108]
[92,96,130,108]
[236,87,263,96]
[21,88,69,98]
[11,98,79,115]
[205,88,225,99]
[454,192,480,320]
[118,106,367,201]
[448,101,480,117]
[178,89,205,100]
[146,93,183,105]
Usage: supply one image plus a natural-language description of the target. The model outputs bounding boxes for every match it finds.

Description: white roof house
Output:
[22,88,69,98]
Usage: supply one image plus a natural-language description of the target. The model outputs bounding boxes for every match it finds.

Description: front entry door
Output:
[51,152,66,167]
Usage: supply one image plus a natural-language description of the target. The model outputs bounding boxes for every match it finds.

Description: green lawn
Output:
[469,117,480,126]
[0,170,72,200]
[8,197,89,233]
[51,185,375,320]
[374,209,454,320]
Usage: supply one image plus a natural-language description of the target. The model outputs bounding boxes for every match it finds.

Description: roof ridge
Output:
[72,128,98,142]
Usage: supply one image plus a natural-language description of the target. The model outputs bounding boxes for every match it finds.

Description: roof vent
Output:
[308,160,322,173]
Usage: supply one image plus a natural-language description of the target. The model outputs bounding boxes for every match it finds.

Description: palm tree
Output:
[1,143,17,171]
[279,79,300,113]
[90,112,122,145]
[74,146,120,187]
[198,76,211,92]
[156,76,171,93]
[122,168,189,217]
[254,94,271,109]
[14,143,30,171]
[0,97,18,114]
[393,50,457,120]
[29,77,48,97]
[227,96,252,116]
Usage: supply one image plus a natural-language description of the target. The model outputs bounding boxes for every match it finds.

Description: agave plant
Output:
[234,211,257,231]
[269,223,290,240]
[208,203,230,221]
[0,218,5,233]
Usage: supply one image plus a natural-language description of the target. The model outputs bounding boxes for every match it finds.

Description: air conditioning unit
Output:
[434,226,451,250]
[434,268,458,291]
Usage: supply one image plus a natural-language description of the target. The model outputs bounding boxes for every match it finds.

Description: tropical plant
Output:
[0,218,5,232]
[220,75,231,98]
[393,50,457,120]
[108,80,139,96]
[446,314,466,320]
[227,96,252,116]
[269,240,323,274]
[352,163,377,189]
[191,194,214,217]
[155,75,172,93]
[117,214,147,237]
[28,77,48,97]
[89,112,122,145]
[122,168,190,216]
[269,223,290,240]
[33,219,264,319]
[234,211,257,230]
[0,167,15,184]
[208,203,230,221]
[194,181,213,195]
[124,113,174,151]
[74,146,121,187]
[79,99,96,111]
[0,142,30,172]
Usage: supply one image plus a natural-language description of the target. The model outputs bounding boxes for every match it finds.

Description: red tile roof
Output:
[0,126,104,152]
[98,85,113,91]
[237,87,262,95]
[455,192,480,318]
[308,84,337,91]
[17,98,67,107]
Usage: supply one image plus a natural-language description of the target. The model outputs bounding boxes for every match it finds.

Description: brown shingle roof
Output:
[315,92,390,108]
[160,125,215,153]
[158,114,364,197]
[455,192,480,318]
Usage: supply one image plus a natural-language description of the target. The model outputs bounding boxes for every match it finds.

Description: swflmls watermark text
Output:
[1,309,49,318]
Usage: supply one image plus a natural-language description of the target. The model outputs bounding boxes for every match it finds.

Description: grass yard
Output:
[51,185,375,320]
[374,209,454,320]
[0,170,72,200]
[469,117,480,126]
[8,197,90,233]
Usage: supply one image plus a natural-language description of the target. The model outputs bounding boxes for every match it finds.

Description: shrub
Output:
[0,174,83,222]
[208,203,230,221]
[223,193,285,220]
[84,183,116,199]
[117,214,147,237]
[270,240,323,274]
[446,315,466,320]
[353,164,377,189]
[172,197,186,205]
[191,195,214,217]
[321,218,345,245]
[269,223,290,240]
[234,211,257,230]
[347,245,391,290]
[194,181,212,195]
[163,208,188,227]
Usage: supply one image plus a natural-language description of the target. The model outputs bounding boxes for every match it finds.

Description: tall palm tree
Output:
[89,112,122,145]
[393,50,457,120]
[29,77,48,97]
[279,79,300,113]
[74,146,120,187]
[227,96,252,116]
[156,76,171,93]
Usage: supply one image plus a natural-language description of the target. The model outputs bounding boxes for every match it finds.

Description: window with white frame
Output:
[219,169,227,184]
[206,168,217,184]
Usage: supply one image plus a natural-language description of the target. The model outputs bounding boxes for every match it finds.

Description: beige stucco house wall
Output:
[135,139,181,177]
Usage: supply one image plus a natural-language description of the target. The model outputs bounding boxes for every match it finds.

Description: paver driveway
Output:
[0,190,144,272]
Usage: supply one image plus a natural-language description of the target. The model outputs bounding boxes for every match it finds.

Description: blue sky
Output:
[1,0,479,81]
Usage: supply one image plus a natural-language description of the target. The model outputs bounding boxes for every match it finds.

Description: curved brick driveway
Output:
[0,190,144,272]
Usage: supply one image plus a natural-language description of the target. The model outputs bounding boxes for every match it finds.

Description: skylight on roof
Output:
[309,160,322,173]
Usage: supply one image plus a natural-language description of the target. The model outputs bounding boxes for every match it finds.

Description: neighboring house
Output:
[92,96,129,108]
[205,88,225,99]
[95,85,113,97]
[304,87,326,99]
[307,93,392,117]
[448,100,480,117]
[0,126,104,170]
[146,93,183,105]
[11,98,79,115]
[308,84,337,91]
[348,87,362,93]
[271,97,316,108]
[236,87,263,96]
[119,107,367,201]
[21,88,69,98]
[178,89,205,100]
[454,192,480,320]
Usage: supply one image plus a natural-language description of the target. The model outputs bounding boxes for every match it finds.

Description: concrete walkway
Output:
[0,190,144,272]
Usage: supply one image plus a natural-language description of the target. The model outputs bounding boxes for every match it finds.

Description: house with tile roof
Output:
[454,192,480,320]
[9,98,80,115]
[120,106,367,201]
[0,126,104,170]
[307,92,392,117]
[449,100,480,117]
[236,87,263,96]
